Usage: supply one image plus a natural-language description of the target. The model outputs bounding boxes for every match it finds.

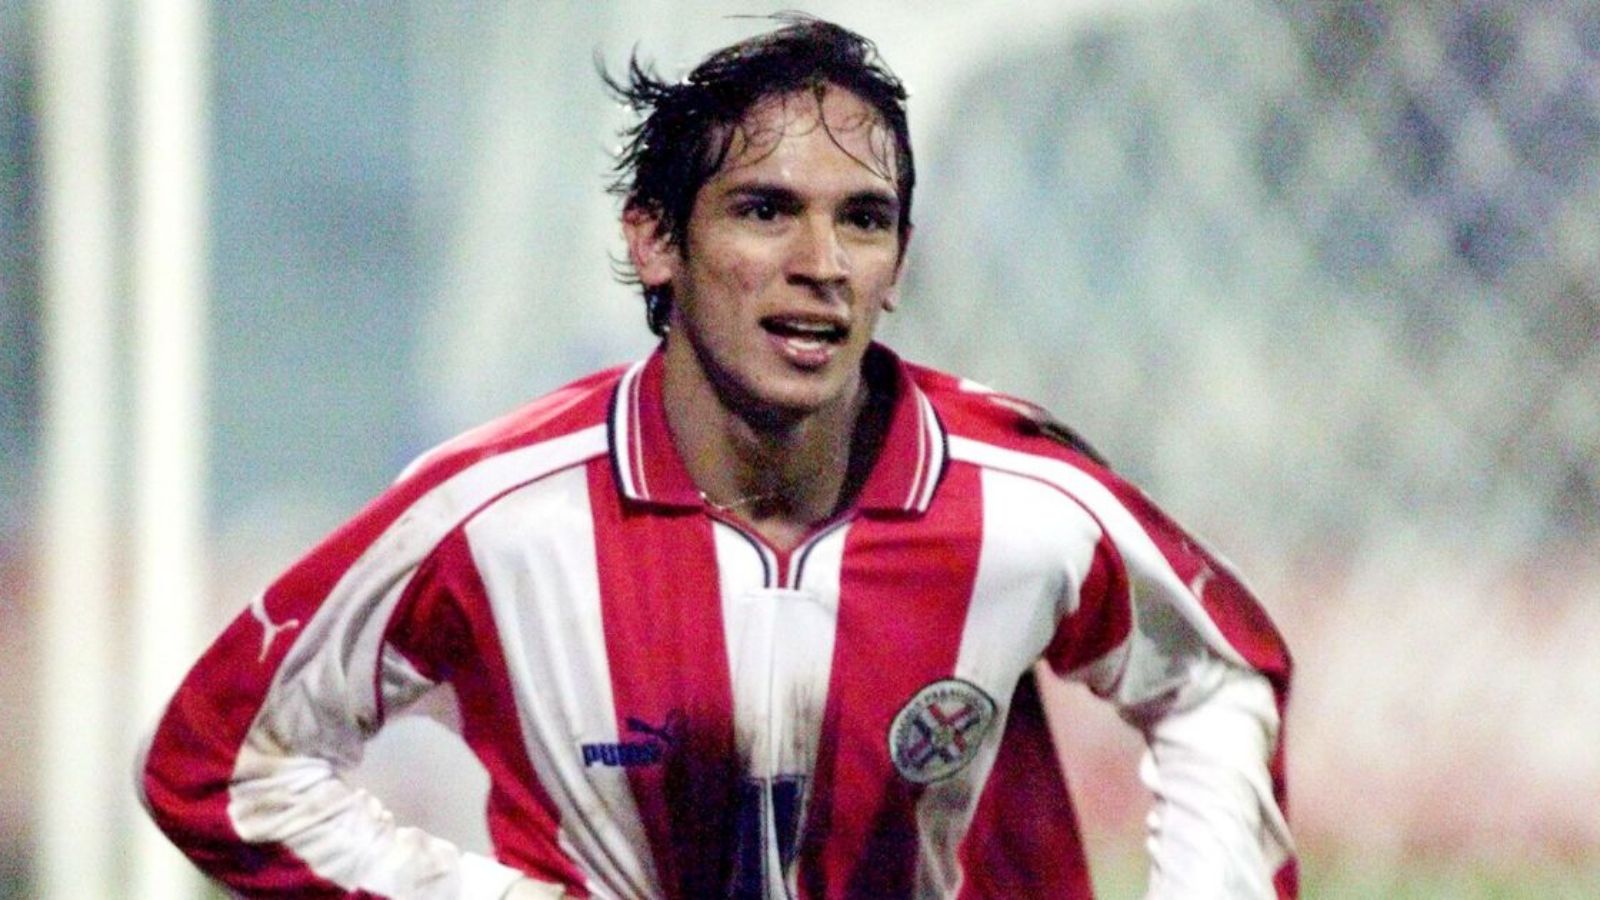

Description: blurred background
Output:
[3,0,1598,897]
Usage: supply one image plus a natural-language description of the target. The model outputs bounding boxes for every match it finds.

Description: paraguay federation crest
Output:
[888,678,999,784]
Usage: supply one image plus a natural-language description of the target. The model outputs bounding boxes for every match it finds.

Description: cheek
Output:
[695,242,779,299]
[861,255,904,308]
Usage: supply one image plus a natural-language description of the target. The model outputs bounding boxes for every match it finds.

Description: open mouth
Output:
[760,316,849,349]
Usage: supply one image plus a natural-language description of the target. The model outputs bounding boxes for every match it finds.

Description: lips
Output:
[760,314,849,367]
[761,315,848,343]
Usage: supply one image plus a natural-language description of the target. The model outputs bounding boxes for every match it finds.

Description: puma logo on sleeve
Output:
[249,594,302,663]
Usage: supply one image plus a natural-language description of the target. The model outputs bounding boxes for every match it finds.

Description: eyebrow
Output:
[724,184,802,209]
[723,182,900,215]
[841,190,900,216]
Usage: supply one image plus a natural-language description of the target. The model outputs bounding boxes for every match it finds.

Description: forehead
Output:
[710,85,899,190]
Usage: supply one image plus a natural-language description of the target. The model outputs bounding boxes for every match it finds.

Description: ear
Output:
[622,205,678,289]
[882,224,914,312]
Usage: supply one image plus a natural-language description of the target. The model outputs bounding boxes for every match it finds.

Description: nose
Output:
[787,215,849,291]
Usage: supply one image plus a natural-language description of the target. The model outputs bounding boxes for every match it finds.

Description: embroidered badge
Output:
[887,678,998,784]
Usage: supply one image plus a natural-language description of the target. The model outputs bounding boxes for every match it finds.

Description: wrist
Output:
[503,877,569,899]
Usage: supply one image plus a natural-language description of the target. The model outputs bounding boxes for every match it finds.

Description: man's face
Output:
[633,85,907,422]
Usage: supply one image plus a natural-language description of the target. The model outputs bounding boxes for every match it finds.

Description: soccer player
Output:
[138,16,1294,899]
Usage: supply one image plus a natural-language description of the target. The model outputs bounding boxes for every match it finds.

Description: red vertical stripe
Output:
[957,673,1094,899]
[587,459,741,898]
[800,463,985,898]
[390,529,589,892]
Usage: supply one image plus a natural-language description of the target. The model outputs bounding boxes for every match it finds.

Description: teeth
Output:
[767,318,844,340]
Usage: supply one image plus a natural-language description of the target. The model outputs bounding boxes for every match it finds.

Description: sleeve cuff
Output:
[458,852,535,899]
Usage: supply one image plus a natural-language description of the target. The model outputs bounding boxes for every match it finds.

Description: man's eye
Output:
[738,200,780,221]
[847,209,893,231]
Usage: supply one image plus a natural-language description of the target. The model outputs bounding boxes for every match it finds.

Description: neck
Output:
[661,350,875,543]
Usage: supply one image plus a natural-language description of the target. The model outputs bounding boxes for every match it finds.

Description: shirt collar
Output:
[607,343,948,515]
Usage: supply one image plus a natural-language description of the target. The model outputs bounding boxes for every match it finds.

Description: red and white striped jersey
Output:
[139,345,1295,899]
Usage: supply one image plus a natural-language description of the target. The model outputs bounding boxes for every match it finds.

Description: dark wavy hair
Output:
[603,14,915,335]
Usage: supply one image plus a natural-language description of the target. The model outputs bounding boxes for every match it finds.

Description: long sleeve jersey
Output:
[139,345,1296,899]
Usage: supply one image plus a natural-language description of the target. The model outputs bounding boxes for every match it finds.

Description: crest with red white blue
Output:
[887,678,998,784]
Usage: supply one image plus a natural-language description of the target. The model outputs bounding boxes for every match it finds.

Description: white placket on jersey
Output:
[712,518,850,899]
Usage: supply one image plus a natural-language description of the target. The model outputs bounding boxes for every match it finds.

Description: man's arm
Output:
[135,470,538,898]
[1049,473,1296,900]
[1111,651,1292,899]
[136,586,529,897]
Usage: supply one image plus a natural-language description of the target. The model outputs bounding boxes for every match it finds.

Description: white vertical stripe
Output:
[714,521,848,897]
[711,522,780,772]
[471,467,661,899]
[783,523,849,782]
[911,469,1101,897]
[960,469,1103,684]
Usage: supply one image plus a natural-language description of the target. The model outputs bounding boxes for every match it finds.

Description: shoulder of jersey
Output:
[396,364,625,483]
[907,363,1112,472]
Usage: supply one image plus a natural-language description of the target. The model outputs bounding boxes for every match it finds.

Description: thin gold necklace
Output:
[697,441,851,515]
[699,486,783,514]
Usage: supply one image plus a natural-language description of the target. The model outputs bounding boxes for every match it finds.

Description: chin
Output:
[744,384,838,421]
[733,369,854,423]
